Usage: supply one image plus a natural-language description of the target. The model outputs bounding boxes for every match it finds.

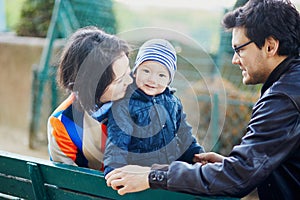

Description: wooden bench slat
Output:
[45,186,113,200]
[0,157,31,179]
[39,164,199,199]
[0,151,239,200]
[0,174,35,199]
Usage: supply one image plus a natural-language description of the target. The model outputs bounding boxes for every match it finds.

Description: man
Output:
[105,0,300,199]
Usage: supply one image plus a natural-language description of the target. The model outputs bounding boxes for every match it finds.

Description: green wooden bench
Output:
[0,151,239,200]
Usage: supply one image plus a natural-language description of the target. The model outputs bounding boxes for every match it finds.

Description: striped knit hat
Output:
[132,39,177,84]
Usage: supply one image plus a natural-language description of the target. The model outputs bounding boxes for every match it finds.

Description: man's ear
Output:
[264,37,279,56]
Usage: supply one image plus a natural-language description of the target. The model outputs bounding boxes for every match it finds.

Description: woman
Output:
[47,26,133,171]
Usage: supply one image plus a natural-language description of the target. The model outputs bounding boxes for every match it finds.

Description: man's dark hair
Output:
[222,0,300,56]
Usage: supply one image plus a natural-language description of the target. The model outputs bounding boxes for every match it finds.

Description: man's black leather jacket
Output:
[149,56,300,199]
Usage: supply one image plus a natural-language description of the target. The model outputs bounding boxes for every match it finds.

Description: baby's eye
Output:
[159,73,167,78]
[142,69,150,73]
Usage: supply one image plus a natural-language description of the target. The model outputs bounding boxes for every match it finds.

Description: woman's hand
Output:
[193,152,226,165]
[105,165,151,195]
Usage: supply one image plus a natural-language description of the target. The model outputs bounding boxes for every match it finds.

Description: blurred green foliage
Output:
[4,0,25,31]
[16,0,54,37]
[113,3,222,53]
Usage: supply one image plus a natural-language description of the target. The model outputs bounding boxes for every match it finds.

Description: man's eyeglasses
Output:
[233,40,253,57]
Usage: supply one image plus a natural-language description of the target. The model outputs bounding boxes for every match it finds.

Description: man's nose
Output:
[232,53,240,65]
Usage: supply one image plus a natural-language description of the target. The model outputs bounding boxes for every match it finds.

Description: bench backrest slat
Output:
[0,173,35,199]
[0,151,239,200]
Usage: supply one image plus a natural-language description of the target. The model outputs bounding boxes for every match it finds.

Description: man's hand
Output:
[193,152,226,165]
[105,165,151,195]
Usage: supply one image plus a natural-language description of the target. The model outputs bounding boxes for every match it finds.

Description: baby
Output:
[104,39,204,175]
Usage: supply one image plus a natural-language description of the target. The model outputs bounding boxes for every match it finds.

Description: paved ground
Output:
[0,126,48,159]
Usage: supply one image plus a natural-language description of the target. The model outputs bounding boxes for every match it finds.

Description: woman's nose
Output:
[125,74,133,85]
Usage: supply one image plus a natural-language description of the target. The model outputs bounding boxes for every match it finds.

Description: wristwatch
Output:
[148,170,167,189]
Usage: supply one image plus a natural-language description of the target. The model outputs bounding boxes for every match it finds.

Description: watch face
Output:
[148,170,168,189]
[150,170,157,181]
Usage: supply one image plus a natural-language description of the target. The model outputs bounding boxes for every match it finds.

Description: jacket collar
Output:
[261,56,299,96]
